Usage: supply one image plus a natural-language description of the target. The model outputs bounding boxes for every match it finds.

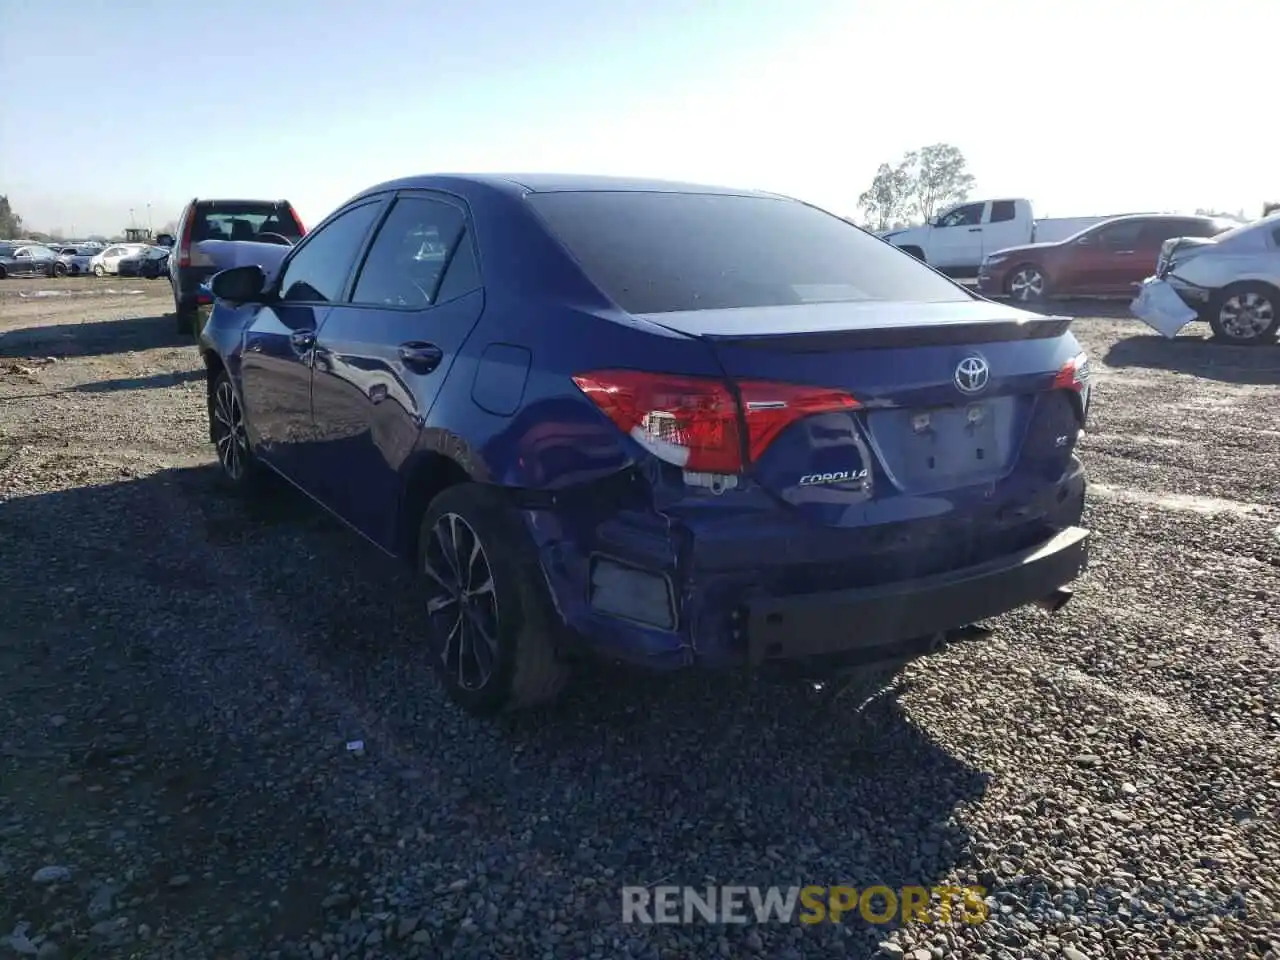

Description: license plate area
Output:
[866,397,1019,494]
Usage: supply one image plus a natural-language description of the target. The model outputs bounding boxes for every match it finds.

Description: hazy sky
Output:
[0,0,1271,236]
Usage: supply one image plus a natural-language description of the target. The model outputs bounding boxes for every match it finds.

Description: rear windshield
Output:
[526,191,972,314]
[190,201,303,243]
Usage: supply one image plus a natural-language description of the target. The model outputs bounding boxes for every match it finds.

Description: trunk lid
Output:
[639,300,1085,528]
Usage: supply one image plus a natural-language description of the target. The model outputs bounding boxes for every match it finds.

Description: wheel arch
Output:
[897,244,926,262]
[201,350,228,442]
[397,448,480,565]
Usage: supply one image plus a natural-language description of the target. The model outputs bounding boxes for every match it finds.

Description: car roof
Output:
[191,198,291,205]
[1097,212,1218,225]
[350,172,781,202]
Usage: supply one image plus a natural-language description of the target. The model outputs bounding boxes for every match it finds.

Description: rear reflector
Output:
[572,370,859,473]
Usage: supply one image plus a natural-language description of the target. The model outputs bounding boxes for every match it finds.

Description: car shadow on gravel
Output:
[1,467,990,956]
[0,314,187,360]
[1104,332,1280,385]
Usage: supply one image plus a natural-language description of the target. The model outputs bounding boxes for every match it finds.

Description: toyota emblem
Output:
[954,355,990,394]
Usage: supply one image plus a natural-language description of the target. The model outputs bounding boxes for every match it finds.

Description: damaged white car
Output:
[1130,213,1280,345]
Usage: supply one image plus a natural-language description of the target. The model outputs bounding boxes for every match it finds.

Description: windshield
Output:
[527,190,973,314]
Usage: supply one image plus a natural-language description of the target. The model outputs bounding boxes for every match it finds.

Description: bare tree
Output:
[857,162,912,232]
[903,144,976,224]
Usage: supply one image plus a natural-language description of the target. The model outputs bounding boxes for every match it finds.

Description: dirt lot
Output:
[1,276,1278,960]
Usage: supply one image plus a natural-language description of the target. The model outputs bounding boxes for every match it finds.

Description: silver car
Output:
[1131,213,1280,345]
[55,246,97,276]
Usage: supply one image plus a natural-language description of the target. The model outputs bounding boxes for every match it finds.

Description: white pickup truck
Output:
[879,198,1123,275]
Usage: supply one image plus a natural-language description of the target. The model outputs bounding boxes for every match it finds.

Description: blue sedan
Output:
[199,173,1092,717]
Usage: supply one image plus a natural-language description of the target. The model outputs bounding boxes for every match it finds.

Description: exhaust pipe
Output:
[1033,588,1073,614]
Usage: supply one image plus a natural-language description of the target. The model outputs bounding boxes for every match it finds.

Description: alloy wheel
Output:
[1218,291,1274,341]
[1008,267,1045,301]
[212,380,249,480]
[422,513,500,692]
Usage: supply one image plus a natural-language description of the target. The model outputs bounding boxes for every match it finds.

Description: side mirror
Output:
[210,264,268,303]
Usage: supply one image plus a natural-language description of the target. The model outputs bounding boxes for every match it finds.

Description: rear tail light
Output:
[572,370,859,474]
[177,212,195,268]
[1054,351,1091,424]
[1053,352,1090,392]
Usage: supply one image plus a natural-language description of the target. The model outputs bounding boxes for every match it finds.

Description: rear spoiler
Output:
[693,314,1074,352]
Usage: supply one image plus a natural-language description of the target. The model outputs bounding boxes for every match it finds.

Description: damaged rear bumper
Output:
[1130,276,1204,338]
[741,525,1087,665]
[531,458,1089,672]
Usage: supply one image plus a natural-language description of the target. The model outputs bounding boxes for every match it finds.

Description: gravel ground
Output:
[1,276,1277,960]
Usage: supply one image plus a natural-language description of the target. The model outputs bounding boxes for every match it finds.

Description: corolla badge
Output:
[954,355,990,395]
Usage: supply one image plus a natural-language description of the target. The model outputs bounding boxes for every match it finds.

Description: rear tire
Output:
[1006,263,1048,302]
[1208,282,1279,345]
[175,302,198,335]
[53,263,67,277]
[209,370,264,493]
[418,484,568,717]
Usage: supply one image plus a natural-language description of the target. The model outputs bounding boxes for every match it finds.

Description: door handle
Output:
[968,227,982,232]
[398,341,444,373]
[290,330,316,350]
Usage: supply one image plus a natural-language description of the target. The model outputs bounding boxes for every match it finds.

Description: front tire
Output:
[1208,282,1279,345]
[1007,263,1048,302]
[418,484,568,717]
[209,371,263,492]
[92,264,105,277]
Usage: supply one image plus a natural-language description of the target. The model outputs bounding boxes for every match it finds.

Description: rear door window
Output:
[527,190,971,314]
[350,196,468,308]
[1139,220,1213,245]
[989,200,1017,223]
[1094,221,1143,248]
[191,201,305,243]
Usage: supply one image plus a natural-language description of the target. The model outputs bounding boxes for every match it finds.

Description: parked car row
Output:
[0,240,171,279]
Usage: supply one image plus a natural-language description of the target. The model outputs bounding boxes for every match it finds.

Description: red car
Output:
[976,214,1235,302]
